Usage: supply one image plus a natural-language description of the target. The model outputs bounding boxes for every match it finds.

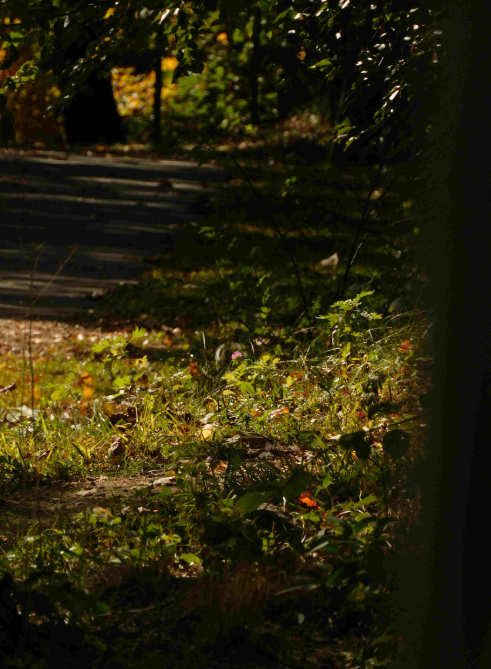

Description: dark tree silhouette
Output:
[394,1,491,666]
[52,16,124,145]
[63,72,124,145]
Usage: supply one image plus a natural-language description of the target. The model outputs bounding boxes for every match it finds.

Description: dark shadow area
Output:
[0,150,224,321]
[94,156,419,333]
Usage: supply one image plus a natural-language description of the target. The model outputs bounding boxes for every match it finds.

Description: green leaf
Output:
[310,58,332,69]
[282,467,313,500]
[131,326,147,341]
[235,491,269,514]
[112,375,132,390]
[383,430,410,459]
[7,31,24,44]
[239,381,255,395]
[179,553,201,565]
[96,601,111,614]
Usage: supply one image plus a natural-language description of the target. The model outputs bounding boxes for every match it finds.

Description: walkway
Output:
[0,149,221,320]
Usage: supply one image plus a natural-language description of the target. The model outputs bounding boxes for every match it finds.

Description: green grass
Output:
[0,143,430,668]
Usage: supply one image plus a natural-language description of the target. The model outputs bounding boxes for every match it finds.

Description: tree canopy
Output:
[1,1,442,157]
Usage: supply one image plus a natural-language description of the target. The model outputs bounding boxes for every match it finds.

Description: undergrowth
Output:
[0,143,431,668]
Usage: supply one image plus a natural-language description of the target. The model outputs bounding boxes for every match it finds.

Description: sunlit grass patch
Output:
[0,147,431,668]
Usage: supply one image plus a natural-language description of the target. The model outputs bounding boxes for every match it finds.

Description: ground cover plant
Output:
[0,1,459,666]
[0,130,433,667]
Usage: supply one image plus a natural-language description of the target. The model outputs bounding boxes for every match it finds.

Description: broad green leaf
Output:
[282,467,313,500]
[179,553,201,565]
[239,381,255,395]
[310,58,332,69]
[235,491,269,514]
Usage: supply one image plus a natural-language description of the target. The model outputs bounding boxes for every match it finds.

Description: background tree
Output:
[46,3,124,143]
[1,1,441,157]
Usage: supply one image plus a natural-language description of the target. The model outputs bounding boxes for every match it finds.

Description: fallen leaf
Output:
[320,252,339,269]
[398,340,413,354]
[211,460,228,475]
[75,488,97,497]
[92,506,112,517]
[82,384,95,401]
[103,402,137,426]
[5,405,39,423]
[200,423,217,440]
[369,188,384,201]
[152,476,176,487]
[298,492,320,509]
[108,437,126,462]
[269,406,289,420]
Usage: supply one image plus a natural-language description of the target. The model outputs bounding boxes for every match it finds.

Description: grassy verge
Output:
[0,144,431,668]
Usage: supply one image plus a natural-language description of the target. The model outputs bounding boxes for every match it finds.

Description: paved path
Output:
[0,149,222,320]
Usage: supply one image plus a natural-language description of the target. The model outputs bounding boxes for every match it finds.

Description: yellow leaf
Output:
[162,56,178,72]
[134,356,148,368]
[103,402,119,416]
[92,506,112,517]
[82,384,95,400]
[200,424,216,440]
[79,372,95,400]
[216,32,229,45]
[297,48,307,61]
[370,188,384,201]
[104,7,116,19]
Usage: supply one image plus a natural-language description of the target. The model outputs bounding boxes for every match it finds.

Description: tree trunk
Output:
[152,54,163,146]
[394,1,491,666]
[250,8,261,126]
[63,72,124,145]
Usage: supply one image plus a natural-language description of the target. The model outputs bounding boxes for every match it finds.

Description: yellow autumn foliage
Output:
[0,46,64,145]
[111,58,177,117]
[216,32,229,46]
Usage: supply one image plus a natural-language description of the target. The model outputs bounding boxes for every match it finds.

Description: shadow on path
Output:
[0,149,222,321]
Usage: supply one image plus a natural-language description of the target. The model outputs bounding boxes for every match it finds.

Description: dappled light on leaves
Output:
[0,2,440,665]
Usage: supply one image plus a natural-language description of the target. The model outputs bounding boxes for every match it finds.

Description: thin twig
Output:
[29,245,78,307]
[338,155,388,299]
